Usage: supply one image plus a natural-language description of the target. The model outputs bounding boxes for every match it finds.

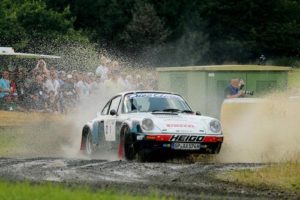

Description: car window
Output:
[101,101,110,115]
[123,93,191,113]
[109,96,122,113]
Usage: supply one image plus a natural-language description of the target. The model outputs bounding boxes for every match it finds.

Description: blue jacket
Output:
[0,78,10,98]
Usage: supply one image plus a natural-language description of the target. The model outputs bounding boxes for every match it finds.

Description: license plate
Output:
[172,143,201,150]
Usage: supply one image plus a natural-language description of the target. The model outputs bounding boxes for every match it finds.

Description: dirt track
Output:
[0,102,299,199]
[0,157,298,199]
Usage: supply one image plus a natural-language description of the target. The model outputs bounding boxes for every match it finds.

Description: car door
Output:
[104,95,122,141]
[93,100,110,143]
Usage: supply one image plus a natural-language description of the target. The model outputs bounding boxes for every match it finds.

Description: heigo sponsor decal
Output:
[166,124,195,128]
[170,135,203,142]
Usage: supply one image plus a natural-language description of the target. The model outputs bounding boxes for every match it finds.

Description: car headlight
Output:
[209,120,221,133]
[141,118,154,131]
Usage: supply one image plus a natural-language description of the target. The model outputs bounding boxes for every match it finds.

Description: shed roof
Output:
[0,47,60,59]
[156,65,291,72]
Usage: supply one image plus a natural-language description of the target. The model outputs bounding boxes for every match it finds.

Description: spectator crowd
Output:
[0,56,158,113]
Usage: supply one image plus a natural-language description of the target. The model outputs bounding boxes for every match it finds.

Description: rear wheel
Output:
[85,131,96,156]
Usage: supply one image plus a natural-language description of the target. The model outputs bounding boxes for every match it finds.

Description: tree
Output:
[0,0,28,49]
[71,0,134,43]
[16,1,74,36]
[121,1,170,49]
[195,0,300,63]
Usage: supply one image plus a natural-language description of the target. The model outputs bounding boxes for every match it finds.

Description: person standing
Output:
[32,59,49,77]
[95,55,109,81]
[224,79,245,98]
[43,67,60,97]
[26,75,47,111]
[0,71,12,99]
[75,73,89,99]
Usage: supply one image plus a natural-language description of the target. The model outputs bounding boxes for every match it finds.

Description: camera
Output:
[240,83,254,96]
[243,90,254,96]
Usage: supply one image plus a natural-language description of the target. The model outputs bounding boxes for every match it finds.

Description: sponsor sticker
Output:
[166,124,195,128]
[128,93,182,100]
[170,135,203,142]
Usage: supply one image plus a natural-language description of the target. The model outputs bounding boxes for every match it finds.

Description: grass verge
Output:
[216,163,300,193]
[0,180,171,200]
[0,123,76,157]
[0,128,19,155]
[288,68,300,88]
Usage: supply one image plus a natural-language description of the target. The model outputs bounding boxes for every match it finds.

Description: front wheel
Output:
[137,149,150,162]
[123,126,136,160]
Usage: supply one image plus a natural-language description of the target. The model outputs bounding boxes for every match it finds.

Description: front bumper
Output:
[136,134,223,154]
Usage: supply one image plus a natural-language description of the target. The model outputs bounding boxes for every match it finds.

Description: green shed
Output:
[157,65,291,118]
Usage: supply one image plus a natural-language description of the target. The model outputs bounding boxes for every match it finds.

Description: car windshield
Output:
[123,93,192,113]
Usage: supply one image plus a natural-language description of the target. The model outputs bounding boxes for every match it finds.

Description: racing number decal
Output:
[104,120,116,141]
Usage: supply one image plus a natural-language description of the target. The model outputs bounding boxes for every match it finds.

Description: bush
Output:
[270,57,300,68]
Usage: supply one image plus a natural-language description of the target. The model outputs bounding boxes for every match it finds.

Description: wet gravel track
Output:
[0,158,298,199]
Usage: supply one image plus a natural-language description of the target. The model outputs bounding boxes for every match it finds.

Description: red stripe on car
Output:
[202,136,223,143]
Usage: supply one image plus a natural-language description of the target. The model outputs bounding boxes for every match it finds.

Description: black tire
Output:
[211,143,222,154]
[137,149,151,162]
[123,126,136,160]
[84,130,96,156]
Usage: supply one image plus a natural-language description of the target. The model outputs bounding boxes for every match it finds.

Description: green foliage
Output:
[0,0,299,66]
[271,57,300,67]
[121,1,170,48]
[193,0,300,63]
[71,0,134,42]
[0,0,28,49]
[17,1,73,34]
[0,0,88,53]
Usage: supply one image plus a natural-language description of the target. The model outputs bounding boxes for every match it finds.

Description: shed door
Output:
[206,72,246,118]
[170,73,188,97]
[246,72,287,96]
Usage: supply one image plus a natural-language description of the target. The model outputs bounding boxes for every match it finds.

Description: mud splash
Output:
[219,92,300,163]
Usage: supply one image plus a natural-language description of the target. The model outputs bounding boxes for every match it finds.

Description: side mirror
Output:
[110,109,117,116]
[195,111,201,116]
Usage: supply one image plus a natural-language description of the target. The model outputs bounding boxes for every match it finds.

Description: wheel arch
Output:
[122,120,141,134]
[119,122,138,160]
[80,124,92,150]
[120,122,131,137]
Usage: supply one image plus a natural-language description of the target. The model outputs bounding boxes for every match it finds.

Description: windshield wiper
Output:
[152,109,193,114]
[162,108,180,112]
[151,110,162,112]
[180,110,194,114]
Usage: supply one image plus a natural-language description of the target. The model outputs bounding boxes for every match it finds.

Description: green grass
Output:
[0,128,18,155]
[0,127,44,156]
[0,124,75,157]
[216,163,300,193]
[288,68,300,88]
[0,180,171,200]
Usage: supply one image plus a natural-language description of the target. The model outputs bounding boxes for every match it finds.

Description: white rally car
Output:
[80,91,223,161]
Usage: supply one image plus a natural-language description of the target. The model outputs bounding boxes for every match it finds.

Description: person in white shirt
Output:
[43,68,60,97]
[95,55,109,81]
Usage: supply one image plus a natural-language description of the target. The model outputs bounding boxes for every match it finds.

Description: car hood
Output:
[125,112,218,134]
